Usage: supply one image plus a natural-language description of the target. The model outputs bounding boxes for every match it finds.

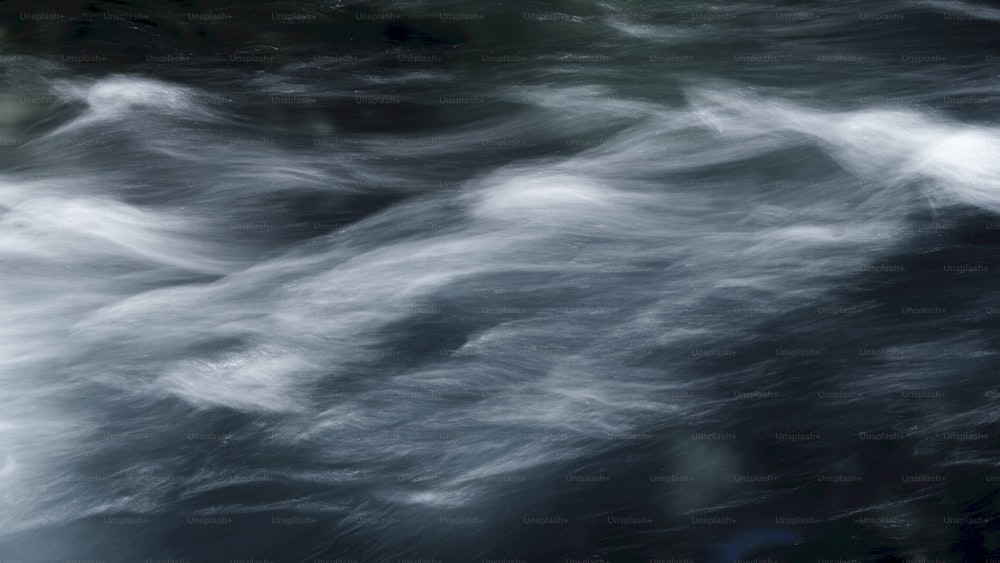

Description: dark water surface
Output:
[2,1,1000,561]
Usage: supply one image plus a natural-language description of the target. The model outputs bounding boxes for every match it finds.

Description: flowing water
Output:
[2,1,1000,561]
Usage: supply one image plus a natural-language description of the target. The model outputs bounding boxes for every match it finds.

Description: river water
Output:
[2,1,1000,561]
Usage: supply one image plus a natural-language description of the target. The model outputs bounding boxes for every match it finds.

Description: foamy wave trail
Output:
[1,0,999,561]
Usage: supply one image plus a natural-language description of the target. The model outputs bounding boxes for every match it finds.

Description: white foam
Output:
[471,172,627,225]
[684,87,1000,212]
[0,194,231,274]
[45,76,208,136]
[157,344,315,413]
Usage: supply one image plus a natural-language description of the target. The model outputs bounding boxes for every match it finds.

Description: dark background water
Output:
[2,1,1000,562]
